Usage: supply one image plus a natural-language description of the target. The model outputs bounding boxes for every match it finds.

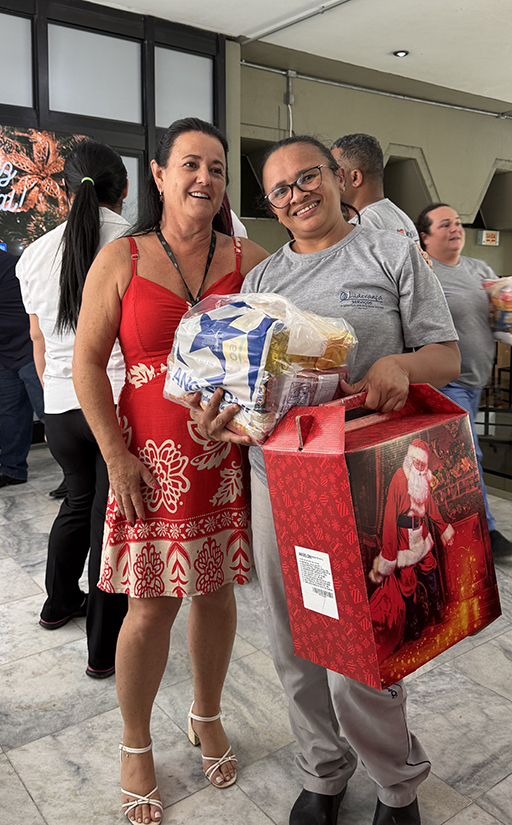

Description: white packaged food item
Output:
[164,293,358,444]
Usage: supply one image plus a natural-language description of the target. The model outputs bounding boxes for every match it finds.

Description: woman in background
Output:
[16,140,129,677]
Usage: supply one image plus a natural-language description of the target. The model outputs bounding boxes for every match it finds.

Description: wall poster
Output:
[0,126,87,256]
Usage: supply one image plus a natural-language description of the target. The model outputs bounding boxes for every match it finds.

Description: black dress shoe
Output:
[85,665,115,679]
[372,798,420,825]
[0,474,27,488]
[49,478,67,499]
[39,594,88,629]
[290,787,347,825]
[490,529,512,558]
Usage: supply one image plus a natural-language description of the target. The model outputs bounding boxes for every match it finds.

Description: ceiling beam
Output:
[242,0,357,45]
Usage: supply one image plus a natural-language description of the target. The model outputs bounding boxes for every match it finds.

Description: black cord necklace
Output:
[156,227,216,306]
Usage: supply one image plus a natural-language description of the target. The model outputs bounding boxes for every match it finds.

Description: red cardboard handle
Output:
[295,414,315,450]
[339,391,368,410]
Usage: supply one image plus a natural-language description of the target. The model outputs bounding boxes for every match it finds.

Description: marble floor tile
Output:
[161,784,275,825]
[236,743,302,825]
[444,803,506,824]
[155,650,294,768]
[495,555,512,579]
[0,638,118,750]
[406,664,512,799]
[477,771,512,825]
[8,704,247,824]
[0,557,43,604]
[0,489,60,526]
[417,773,473,825]
[0,592,84,667]
[450,628,512,701]
[0,511,56,558]
[234,574,274,651]
[495,567,512,619]
[27,466,65,495]
[0,516,54,585]
[488,494,512,537]
[0,753,46,824]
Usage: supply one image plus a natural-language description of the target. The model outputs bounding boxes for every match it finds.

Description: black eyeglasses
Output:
[265,165,327,208]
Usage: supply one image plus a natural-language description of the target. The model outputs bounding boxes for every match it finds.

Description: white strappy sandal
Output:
[187,703,238,789]
[119,741,163,822]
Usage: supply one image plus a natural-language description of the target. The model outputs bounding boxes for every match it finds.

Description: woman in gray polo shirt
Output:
[188,135,460,825]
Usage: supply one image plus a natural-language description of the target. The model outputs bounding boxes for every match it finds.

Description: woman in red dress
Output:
[73,118,268,823]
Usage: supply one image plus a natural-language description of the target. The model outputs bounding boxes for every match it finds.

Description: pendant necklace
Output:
[156,227,216,306]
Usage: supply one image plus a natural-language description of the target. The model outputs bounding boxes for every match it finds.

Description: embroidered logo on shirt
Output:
[339,291,384,308]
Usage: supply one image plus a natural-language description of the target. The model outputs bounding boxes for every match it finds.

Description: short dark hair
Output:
[415,203,451,249]
[331,133,384,182]
[133,117,230,236]
[261,134,358,222]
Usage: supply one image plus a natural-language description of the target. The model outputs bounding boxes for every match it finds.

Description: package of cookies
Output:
[164,293,358,444]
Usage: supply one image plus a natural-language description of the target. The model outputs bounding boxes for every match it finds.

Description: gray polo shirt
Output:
[430,255,496,389]
[349,198,419,242]
[243,225,457,483]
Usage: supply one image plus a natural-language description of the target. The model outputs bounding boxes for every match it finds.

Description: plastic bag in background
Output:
[164,292,358,444]
[483,276,512,332]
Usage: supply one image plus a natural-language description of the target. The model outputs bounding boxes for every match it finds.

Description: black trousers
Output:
[42,409,127,670]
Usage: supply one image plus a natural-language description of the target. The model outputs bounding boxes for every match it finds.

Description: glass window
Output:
[0,13,32,108]
[155,47,213,128]
[48,25,141,123]
[120,155,139,228]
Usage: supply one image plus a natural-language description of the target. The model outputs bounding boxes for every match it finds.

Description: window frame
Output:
[0,0,226,209]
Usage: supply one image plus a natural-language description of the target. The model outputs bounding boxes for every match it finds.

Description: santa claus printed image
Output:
[369,438,455,647]
[368,439,456,660]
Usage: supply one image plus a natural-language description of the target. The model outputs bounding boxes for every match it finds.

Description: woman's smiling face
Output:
[262,142,343,239]
[152,130,227,222]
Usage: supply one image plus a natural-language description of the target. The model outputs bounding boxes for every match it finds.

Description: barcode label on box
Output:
[295,546,339,620]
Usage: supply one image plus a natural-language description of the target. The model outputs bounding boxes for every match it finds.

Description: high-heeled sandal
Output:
[187,703,238,789]
[119,741,164,822]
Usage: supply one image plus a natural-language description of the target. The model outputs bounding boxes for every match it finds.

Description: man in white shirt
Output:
[331,134,419,241]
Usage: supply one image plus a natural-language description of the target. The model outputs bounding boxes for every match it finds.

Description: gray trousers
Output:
[251,471,431,807]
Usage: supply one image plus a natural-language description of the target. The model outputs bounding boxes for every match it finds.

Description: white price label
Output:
[295,545,339,620]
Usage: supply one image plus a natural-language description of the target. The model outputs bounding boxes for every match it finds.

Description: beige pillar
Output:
[225,39,241,214]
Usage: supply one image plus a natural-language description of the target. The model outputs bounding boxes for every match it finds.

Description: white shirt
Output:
[16,208,129,413]
[349,198,419,242]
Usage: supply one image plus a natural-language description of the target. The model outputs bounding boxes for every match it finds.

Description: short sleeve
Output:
[15,255,35,315]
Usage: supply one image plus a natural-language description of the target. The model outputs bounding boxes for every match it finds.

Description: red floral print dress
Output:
[99,236,252,598]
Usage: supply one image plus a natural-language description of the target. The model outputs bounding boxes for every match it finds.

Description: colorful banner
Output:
[0,126,87,256]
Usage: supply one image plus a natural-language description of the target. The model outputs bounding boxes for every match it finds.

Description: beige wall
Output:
[464,229,512,277]
[235,44,512,255]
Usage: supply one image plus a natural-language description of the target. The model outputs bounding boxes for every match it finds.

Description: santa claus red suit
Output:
[373,440,454,598]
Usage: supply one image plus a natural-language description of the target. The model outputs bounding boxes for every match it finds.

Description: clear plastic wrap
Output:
[164,293,358,445]
[484,276,512,332]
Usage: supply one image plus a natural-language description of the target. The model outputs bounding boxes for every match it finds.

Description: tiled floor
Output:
[2,444,512,825]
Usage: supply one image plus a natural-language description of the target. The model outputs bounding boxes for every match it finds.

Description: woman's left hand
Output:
[340,355,410,413]
[185,388,252,445]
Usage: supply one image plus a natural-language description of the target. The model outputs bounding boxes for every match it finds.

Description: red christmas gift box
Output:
[262,384,501,689]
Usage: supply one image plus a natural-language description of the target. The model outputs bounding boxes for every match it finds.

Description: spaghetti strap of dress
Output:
[128,236,139,279]
[233,236,242,272]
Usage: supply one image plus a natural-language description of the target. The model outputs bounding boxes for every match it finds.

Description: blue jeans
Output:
[0,360,45,480]
[439,382,495,531]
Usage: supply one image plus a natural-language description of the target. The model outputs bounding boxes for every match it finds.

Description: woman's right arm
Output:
[73,239,158,523]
